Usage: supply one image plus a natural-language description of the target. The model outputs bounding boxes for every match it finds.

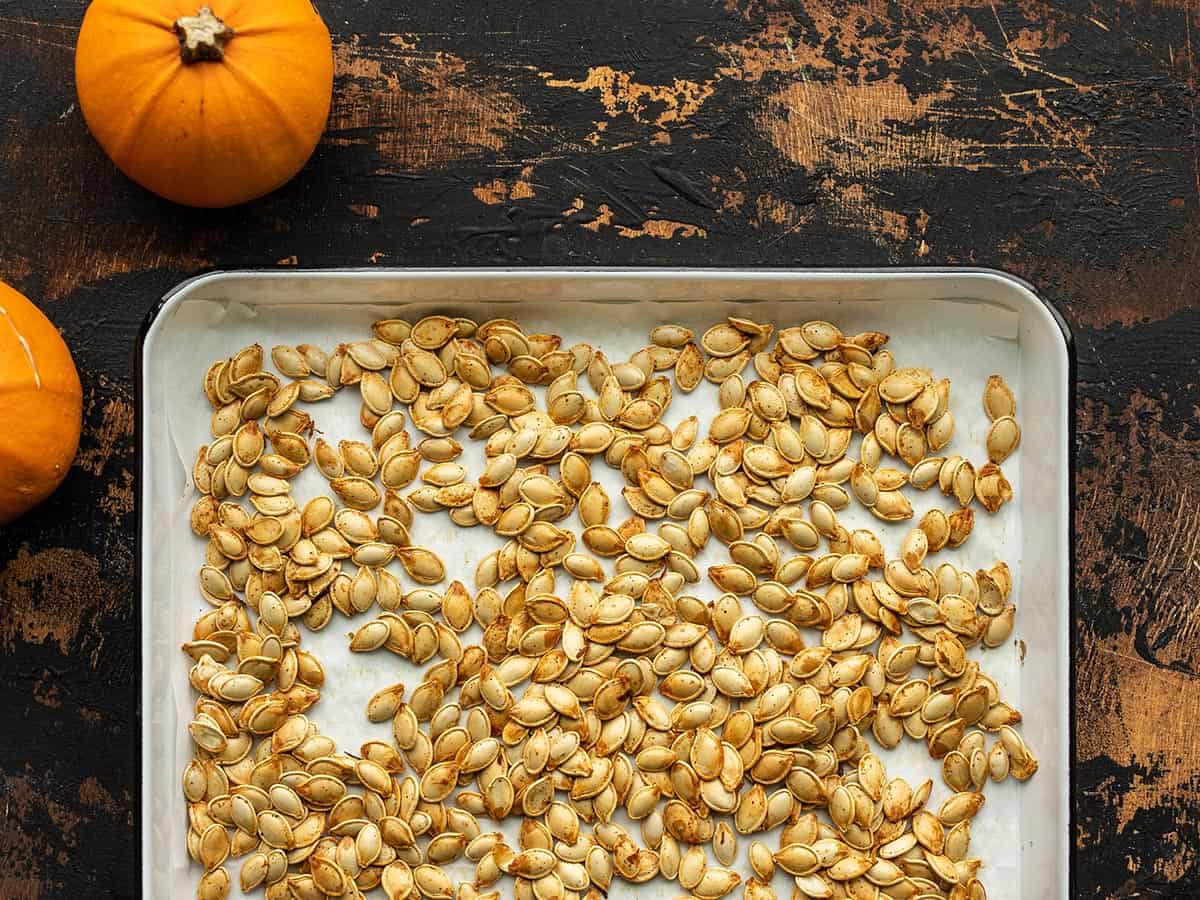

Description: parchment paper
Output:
[148,292,1026,899]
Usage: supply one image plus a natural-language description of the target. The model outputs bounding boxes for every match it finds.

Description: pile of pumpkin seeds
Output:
[184,314,1034,900]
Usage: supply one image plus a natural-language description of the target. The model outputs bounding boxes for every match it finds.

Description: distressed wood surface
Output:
[0,0,1194,896]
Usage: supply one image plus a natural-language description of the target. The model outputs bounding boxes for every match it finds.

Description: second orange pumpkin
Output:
[0,281,82,526]
[75,1,334,208]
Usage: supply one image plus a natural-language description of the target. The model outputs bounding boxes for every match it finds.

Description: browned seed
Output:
[983,374,1016,420]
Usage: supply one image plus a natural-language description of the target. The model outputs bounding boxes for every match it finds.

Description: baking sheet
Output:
[142,270,1069,899]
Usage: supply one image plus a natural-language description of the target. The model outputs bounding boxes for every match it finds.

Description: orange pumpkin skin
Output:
[0,282,83,526]
[75,1,333,208]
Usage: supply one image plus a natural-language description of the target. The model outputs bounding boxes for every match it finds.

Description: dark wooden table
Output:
[0,1,1191,896]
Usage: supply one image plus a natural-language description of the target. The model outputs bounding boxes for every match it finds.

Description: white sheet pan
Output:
[139,269,1072,899]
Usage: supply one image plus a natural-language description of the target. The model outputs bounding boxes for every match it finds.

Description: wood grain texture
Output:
[0,0,1194,896]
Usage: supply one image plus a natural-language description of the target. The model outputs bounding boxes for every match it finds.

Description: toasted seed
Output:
[197,867,231,900]
[873,489,916,525]
[831,553,869,582]
[801,320,842,350]
[983,374,1016,420]
[879,370,924,403]
[651,324,694,348]
[398,547,446,584]
[271,344,310,379]
[901,528,928,571]
[986,415,1021,463]
[702,323,750,357]
[410,315,458,349]
[671,342,703,393]
[938,791,986,825]
[896,423,926,467]
[910,456,945,491]
[626,532,670,561]
[349,620,391,652]
[332,476,381,510]
[777,327,816,360]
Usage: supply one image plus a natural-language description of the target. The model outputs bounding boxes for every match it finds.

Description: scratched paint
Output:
[0,547,126,658]
[328,38,527,171]
[541,66,716,127]
[73,394,133,477]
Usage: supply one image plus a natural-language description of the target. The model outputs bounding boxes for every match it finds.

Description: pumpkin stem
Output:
[174,6,235,63]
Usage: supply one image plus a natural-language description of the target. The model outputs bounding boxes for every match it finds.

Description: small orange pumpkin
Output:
[75,1,334,208]
[0,281,83,526]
